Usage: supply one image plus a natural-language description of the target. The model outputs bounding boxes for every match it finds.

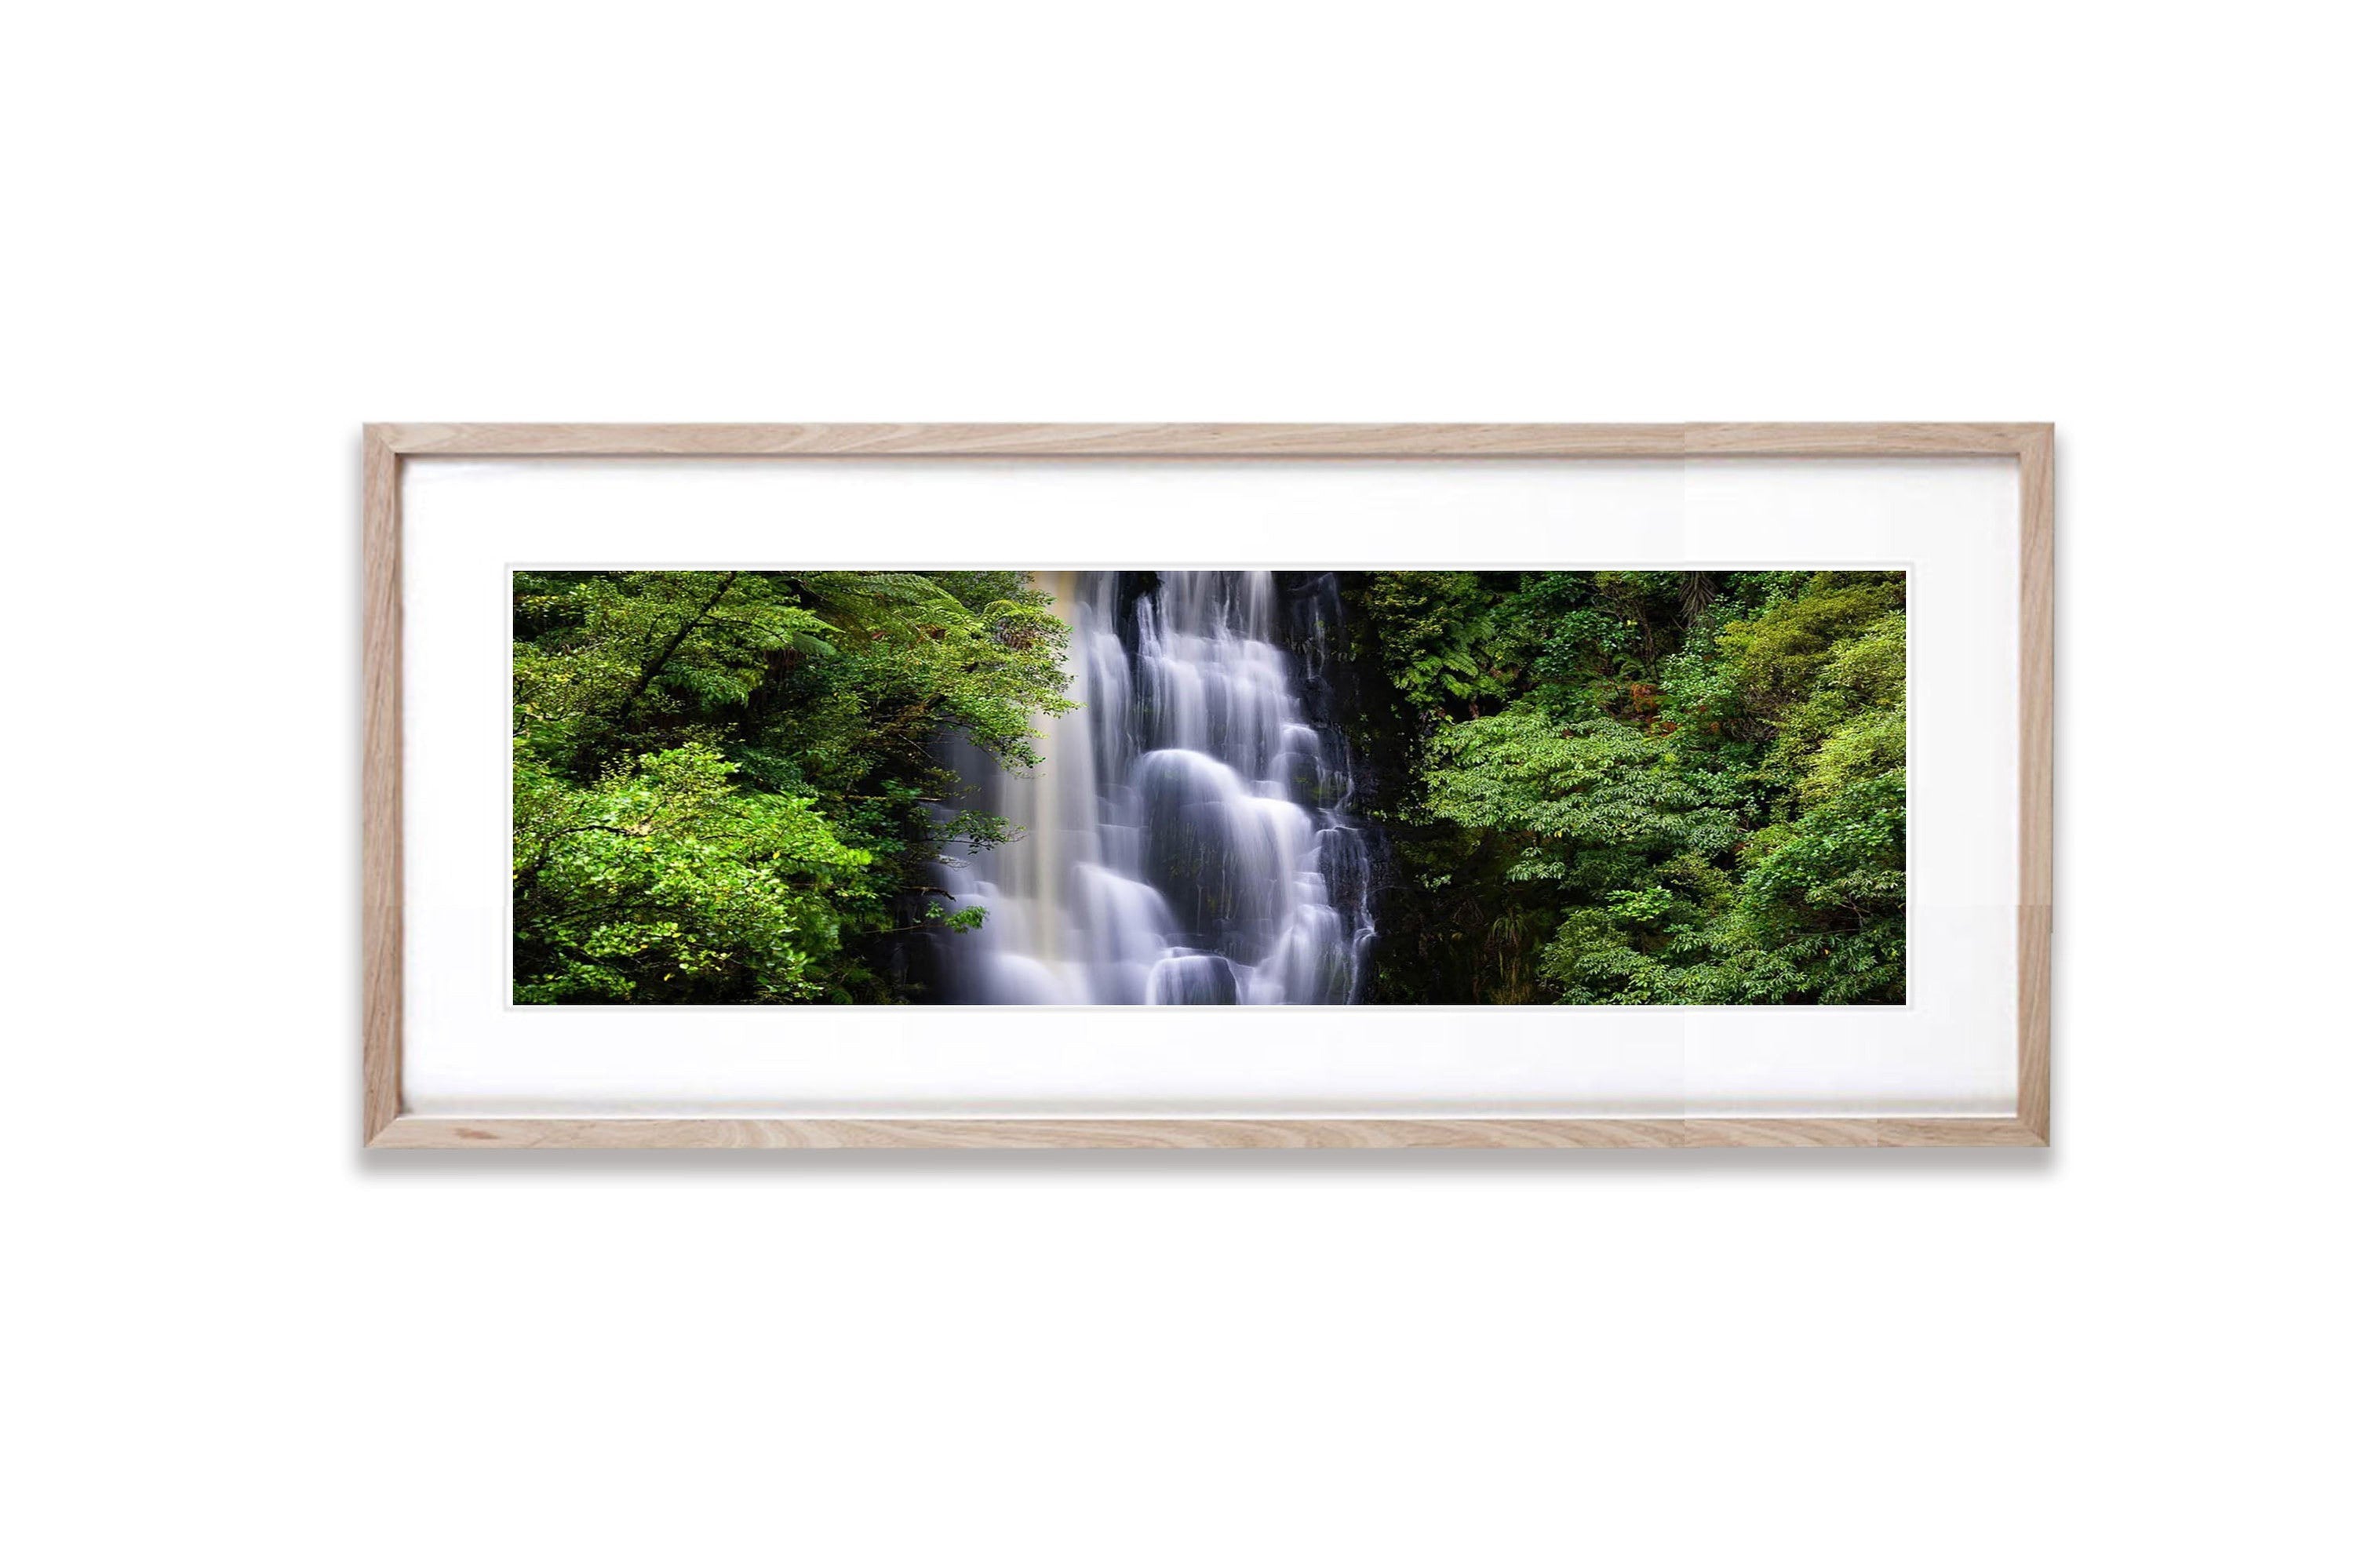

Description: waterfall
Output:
[934,571,1375,1005]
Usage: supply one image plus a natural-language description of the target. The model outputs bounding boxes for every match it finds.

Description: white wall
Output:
[9,4,2344,1564]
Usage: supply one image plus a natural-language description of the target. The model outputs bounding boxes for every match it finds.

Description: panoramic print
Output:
[512,569,1906,1006]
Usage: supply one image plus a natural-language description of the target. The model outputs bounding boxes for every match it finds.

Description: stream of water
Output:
[934,570,1375,1005]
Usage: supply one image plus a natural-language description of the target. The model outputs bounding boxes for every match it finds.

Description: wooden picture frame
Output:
[364,423,2053,1149]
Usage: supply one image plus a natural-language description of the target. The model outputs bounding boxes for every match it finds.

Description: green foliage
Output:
[512,570,1071,1003]
[1360,572,1533,713]
[1349,569,1907,1004]
[512,742,869,1003]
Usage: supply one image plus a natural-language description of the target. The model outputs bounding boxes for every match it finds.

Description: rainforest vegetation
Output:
[1340,570,1906,1004]
[512,570,1071,1002]
[512,569,1903,1004]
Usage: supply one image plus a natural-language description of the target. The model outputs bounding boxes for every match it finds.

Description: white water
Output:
[935,571,1375,1005]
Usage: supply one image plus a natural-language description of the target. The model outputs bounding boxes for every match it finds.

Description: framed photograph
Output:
[364,424,2052,1148]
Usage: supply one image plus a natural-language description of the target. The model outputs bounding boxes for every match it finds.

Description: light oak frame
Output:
[363,423,2053,1149]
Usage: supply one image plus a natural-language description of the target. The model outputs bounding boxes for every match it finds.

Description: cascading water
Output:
[934,571,1375,1005]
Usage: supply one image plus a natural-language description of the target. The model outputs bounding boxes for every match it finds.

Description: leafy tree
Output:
[1346,569,1907,1004]
[512,569,1070,1002]
[512,742,869,1003]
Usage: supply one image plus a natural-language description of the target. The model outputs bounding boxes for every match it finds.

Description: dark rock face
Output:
[1274,571,1386,981]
